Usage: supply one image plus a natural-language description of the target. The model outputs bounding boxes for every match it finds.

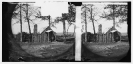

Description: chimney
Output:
[98,24,102,34]
[34,24,37,34]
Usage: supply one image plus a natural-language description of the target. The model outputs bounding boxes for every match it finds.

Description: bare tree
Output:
[81,4,90,42]
[12,4,23,42]
[82,4,100,42]
[25,4,32,42]
[90,5,96,35]
[89,5,99,41]
[23,3,42,42]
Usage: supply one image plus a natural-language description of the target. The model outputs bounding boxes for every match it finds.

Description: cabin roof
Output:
[40,26,56,34]
[105,27,119,34]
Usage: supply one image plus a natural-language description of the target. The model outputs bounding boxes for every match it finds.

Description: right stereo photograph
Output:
[81,1,131,62]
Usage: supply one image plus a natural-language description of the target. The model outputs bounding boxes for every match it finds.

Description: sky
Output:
[11,2,128,34]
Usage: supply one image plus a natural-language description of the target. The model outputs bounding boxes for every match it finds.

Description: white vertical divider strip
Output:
[75,6,82,61]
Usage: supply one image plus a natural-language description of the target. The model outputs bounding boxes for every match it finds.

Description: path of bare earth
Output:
[21,42,73,58]
[86,41,129,57]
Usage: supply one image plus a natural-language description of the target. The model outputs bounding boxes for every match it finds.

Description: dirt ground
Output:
[20,42,73,58]
[85,41,129,57]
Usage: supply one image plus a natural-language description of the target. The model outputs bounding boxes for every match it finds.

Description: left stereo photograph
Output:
[2,2,75,62]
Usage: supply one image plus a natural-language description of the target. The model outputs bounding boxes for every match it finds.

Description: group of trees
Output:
[81,4,98,42]
[12,3,76,42]
[81,4,127,42]
[54,3,76,42]
[12,2,128,43]
[101,4,127,28]
[12,3,41,42]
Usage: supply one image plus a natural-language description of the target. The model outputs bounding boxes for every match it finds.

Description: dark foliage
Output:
[101,5,127,23]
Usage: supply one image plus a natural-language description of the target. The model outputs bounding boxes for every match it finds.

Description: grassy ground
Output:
[85,41,129,57]
[20,42,73,58]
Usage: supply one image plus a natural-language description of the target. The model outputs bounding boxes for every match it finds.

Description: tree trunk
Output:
[113,5,115,29]
[63,20,66,42]
[91,7,96,35]
[92,20,95,34]
[90,6,96,41]
[20,4,23,42]
[85,5,87,42]
[26,4,31,42]
[92,19,96,41]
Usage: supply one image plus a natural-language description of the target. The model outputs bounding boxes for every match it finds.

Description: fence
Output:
[82,32,121,43]
[95,33,114,43]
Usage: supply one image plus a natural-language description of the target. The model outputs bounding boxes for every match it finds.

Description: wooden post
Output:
[48,32,49,42]
[111,33,113,42]
[97,34,98,42]
[99,34,102,43]
[106,33,108,43]
[108,33,110,42]
[40,35,41,43]
[97,34,99,42]
[120,33,121,42]
[107,34,108,43]
[104,34,105,43]
[96,34,98,42]
[103,34,105,43]
[101,34,102,43]
[54,33,56,42]
[109,33,111,42]
[108,33,109,43]
[105,34,106,43]
[102,34,103,43]
[105,34,107,43]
